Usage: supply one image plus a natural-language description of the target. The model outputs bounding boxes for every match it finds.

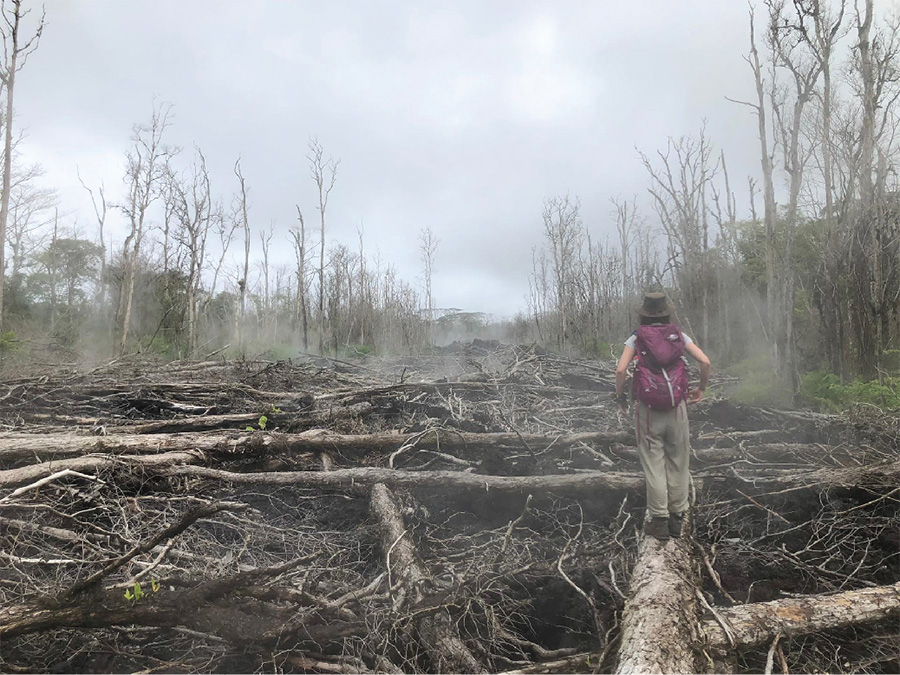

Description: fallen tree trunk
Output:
[0,430,634,466]
[123,402,374,434]
[370,483,484,673]
[316,379,614,403]
[170,464,643,496]
[610,442,851,466]
[702,581,900,648]
[0,432,270,466]
[616,523,701,675]
[0,450,202,489]
[762,459,900,490]
[169,458,900,500]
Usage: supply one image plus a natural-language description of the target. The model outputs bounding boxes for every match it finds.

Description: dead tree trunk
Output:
[172,464,644,497]
[370,483,484,673]
[702,581,900,648]
[0,429,632,465]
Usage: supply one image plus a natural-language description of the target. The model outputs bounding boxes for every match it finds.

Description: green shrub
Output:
[340,344,374,358]
[579,337,612,359]
[259,344,296,361]
[0,331,17,353]
[728,354,793,408]
[800,370,900,411]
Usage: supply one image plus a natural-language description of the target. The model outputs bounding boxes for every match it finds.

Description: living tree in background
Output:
[30,232,102,329]
[0,0,44,332]
[6,163,55,303]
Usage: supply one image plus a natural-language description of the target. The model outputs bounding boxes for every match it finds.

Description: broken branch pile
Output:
[0,343,896,673]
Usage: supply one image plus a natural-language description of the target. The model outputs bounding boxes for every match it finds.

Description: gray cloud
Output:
[17,0,836,315]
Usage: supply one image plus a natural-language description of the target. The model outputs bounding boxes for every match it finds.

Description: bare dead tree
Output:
[729,5,781,368]
[612,196,638,327]
[419,226,439,348]
[168,147,214,357]
[356,223,371,347]
[0,0,44,331]
[639,127,719,345]
[541,194,583,351]
[847,0,900,377]
[233,158,251,352]
[77,170,108,306]
[792,0,848,376]
[290,207,309,350]
[308,138,339,354]
[766,0,826,387]
[115,103,177,355]
[256,221,274,337]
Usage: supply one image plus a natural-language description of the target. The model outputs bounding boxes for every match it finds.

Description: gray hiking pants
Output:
[635,400,691,518]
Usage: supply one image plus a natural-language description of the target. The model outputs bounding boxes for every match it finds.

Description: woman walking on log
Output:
[614,292,711,540]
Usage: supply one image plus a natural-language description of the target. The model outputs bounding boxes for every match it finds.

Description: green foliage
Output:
[436,311,488,338]
[800,370,900,411]
[28,238,103,307]
[728,354,794,408]
[259,344,295,361]
[0,331,18,353]
[883,350,900,372]
[340,343,374,358]
[579,337,611,358]
[245,414,269,432]
[124,579,160,604]
[124,581,143,603]
[145,335,180,359]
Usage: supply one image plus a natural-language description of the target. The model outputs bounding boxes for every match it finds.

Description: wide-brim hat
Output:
[636,292,672,318]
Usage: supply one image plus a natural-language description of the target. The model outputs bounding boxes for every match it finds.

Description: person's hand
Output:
[688,388,704,405]
[614,392,629,417]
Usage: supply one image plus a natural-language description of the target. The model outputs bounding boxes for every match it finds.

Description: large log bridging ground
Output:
[616,524,701,675]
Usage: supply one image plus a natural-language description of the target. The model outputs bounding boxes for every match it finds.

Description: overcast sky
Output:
[15,0,841,316]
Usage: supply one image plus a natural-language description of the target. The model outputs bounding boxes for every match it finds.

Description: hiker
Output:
[614,292,711,540]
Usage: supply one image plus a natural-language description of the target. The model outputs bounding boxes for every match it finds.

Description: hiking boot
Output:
[668,512,684,538]
[644,517,670,540]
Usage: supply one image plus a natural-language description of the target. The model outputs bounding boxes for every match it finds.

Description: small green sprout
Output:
[244,413,271,432]
[124,581,146,603]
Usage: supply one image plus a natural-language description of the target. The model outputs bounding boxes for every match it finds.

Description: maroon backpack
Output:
[632,324,690,410]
